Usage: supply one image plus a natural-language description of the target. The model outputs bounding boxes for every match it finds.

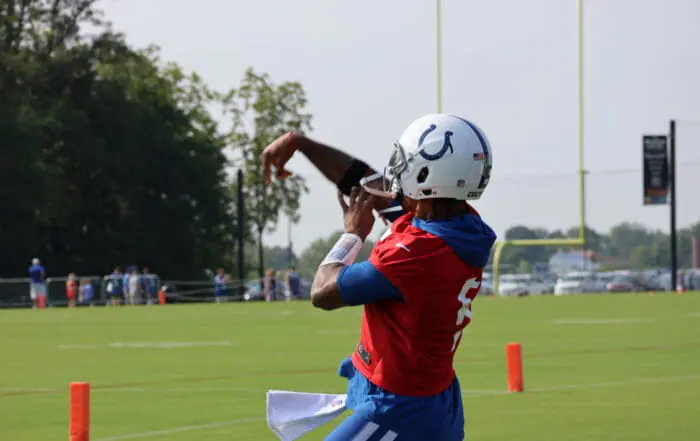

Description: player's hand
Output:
[337,187,377,241]
[261,132,297,185]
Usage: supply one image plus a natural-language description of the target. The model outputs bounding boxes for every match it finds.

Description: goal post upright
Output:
[492,0,587,294]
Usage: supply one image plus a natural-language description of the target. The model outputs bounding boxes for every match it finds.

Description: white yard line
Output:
[97,387,263,393]
[0,387,56,393]
[461,373,700,397]
[94,417,261,441]
[552,318,656,325]
[57,341,235,350]
[90,373,700,440]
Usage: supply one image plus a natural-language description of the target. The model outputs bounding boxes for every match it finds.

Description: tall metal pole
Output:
[669,119,678,291]
[577,0,587,263]
[436,0,443,113]
[236,169,245,298]
[287,216,293,265]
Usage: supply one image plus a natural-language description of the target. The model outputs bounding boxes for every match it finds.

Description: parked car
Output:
[243,277,311,301]
[243,279,264,301]
[684,269,700,290]
[605,275,645,292]
[554,272,599,295]
[596,272,617,289]
[540,272,558,294]
[498,274,549,296]
[243,279,288,301]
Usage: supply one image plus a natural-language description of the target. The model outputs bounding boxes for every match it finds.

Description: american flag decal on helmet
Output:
[473,152,486,160]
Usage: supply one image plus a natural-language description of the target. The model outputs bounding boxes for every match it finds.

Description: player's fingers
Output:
[276,168,293,180]
[274,148,291,168]
[355,187,371,206]
[363,194,378,210]
[262,150,272,185]
[348,186,360,207]
[337,190,349,213]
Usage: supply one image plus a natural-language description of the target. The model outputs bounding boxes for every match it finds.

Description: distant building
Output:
[549,250,600,275]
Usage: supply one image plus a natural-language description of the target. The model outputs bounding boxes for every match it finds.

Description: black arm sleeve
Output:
[337,159,370,195]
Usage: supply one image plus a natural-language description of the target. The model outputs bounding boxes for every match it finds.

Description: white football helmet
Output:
[361,113,493,201]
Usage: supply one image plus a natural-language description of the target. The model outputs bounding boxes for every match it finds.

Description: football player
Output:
[262,113,496,441]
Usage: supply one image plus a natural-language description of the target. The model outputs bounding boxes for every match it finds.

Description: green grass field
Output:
[1,292,699,441]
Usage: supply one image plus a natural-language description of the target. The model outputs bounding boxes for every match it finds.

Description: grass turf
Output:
[1,292,699,441]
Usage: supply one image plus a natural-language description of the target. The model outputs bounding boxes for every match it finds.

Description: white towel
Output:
[266,390,348,441]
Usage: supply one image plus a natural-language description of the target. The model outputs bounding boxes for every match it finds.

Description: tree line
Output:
[278,221,699,280]
[3,1,696,281]
[0,0,307,279]
[497,221,700,272]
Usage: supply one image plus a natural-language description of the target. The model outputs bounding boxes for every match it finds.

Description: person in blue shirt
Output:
[106,267,124,306]
[214,268,227,303]
[141,267,159,305]
[123,266,132,305]
[79,278,95,306]
[285,266,302,301]
[28,258,46,309]
[264,269,278,302]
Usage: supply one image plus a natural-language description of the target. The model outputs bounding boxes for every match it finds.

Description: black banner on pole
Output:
[642,135,669,205]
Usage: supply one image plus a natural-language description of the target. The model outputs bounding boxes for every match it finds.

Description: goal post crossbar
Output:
[491,238,585,294]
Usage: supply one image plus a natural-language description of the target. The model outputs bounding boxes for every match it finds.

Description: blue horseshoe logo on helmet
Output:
[417,124,454,161]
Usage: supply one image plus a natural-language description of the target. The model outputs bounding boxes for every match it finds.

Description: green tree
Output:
[547,230,566,239]
[89,48,235,278]
[678,222,700,268]
[0,0,235,279]
[500,225,551,269]
[242,243,298,278]
[225,68,311,279]
[608,222,655,259]
[565,226,608,254]
[0,0,111,276]
[516,259,532,274]
[486,220,700,273]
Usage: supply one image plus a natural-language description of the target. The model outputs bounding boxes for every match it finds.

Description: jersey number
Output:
[451,277,481,352]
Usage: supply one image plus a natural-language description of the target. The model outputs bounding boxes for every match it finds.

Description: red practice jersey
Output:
[338,209,496,397]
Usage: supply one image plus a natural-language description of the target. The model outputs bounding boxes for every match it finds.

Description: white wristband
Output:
[319,233,363,267]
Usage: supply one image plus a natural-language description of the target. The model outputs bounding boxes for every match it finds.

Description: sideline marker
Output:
[70,382,90,441]
[506,343,524,393]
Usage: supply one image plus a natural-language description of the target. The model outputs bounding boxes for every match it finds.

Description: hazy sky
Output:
[99,0,700,251]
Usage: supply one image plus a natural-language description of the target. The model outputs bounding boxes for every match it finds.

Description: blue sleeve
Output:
[336,261,403,306]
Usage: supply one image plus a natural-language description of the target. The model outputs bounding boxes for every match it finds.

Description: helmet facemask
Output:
[360,142,410,199]
[359,142,412,224]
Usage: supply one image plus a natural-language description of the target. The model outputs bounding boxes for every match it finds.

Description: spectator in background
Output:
[264,269,277,302]
[141,267,158,305]
[223,273,233,302]
[106,266,123,306]
[285,266,302,302]
[79,278,94,307]
[66,273,78,308]
[127,266,141,305]
[28,258,46,309]
[122,266,132,304]
[678,269,686,293]
[214,268,226,303]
